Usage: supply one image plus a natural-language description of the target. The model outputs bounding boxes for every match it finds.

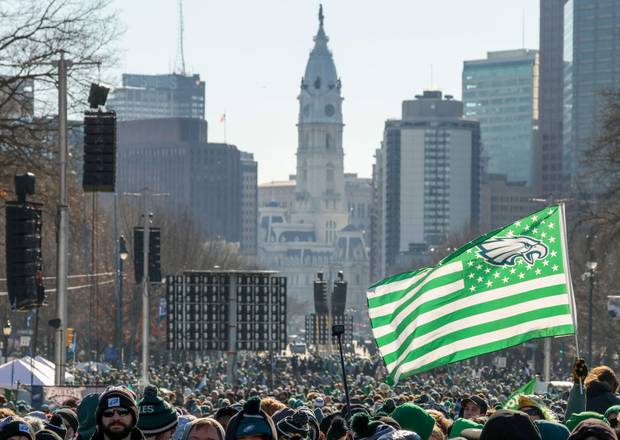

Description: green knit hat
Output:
[77,394,100,440]
[391,403,435,440]
[449,418,484,438]
[565,411,608,432]
[604,405,620,419]
[137,386,178,436]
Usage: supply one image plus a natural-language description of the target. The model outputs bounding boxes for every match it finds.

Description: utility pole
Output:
[125,188,167,385]
[226,274,238,385]
[54,51,71,386]
[51,52,100,386]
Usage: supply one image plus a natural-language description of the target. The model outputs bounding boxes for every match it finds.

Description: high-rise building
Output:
[108,73,206,122]
[117,118,243,244]
[373,91,481,277]
[257,7,369,319]
[463,50,540,186]
[539,0,566,196]
[563,0,620,191]
[240,152,258,255]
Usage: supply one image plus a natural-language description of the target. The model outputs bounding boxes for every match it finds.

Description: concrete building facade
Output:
[372,91,481,278]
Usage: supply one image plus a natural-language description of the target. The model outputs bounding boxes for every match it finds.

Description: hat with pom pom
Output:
[137,386,178,436]
[225,397,277,440]
[276,411,309,439]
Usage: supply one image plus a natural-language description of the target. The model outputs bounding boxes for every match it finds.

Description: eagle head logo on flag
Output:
[477,236,548,266]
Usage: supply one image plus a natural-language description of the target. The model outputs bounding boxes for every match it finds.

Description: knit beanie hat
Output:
[534,420,570,440]
[137,386,179,436]
[77,394,100,440]
[56,409,79,434]
[44,415,67,439]
[225,397,277,440]
[604,405,620,419]
[449,419,484,439]
[391,403,435,440]
[480,409,541,440]
[0,416,34,440]
[350,413,383,440]
[276,411,310,439]
[567,419,617,440]
[326,417,347,440]
[565,412,608,432]
[35,430,63,440]
[96,386,139,428]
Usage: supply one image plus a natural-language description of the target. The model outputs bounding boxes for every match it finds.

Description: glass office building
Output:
[563,0,620,190]
[108,73,206,121]
[463,50,539,186]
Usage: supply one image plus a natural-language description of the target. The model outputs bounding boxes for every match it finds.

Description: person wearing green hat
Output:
[137,386,178,440]
[391,403,435,440]
[603,404,620,429]
[565,412,609,433]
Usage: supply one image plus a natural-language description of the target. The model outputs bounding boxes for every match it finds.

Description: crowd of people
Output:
[1,354,620,439]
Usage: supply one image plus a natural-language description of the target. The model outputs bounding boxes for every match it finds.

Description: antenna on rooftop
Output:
[175,0,187,75]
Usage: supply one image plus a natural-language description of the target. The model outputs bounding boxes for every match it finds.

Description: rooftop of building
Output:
[259,180,296,188]
[464,49,538,66]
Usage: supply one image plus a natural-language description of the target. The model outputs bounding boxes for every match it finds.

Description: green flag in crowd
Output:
[367,204,577,384]
[502,377,538,410]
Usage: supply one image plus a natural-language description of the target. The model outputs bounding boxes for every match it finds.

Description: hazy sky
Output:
[112,0,539,184]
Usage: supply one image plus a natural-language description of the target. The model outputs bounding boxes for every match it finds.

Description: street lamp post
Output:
[117,235,129,367]
[586,260,597,366]
[3,321,11,364]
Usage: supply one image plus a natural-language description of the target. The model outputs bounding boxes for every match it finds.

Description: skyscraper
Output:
[539,0,566,196]
[240,152,258,255]
[108,73,206,121]
[373,91,481,277]
[463,50,539,187]
[563,0,620,191]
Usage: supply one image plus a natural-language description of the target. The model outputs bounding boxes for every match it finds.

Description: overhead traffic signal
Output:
[83,110,116,192]
[133,227,162,284]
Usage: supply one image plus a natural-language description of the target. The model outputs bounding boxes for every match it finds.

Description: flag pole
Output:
[559,202,584,394]
[559,202,580,358]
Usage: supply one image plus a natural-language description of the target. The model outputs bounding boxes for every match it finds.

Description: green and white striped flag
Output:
[368,204,577,384]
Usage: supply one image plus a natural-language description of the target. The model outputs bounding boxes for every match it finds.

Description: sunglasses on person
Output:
[102,408,130,418]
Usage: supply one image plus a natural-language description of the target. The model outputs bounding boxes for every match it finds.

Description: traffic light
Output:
[332,271,347,316]
[66,328,74,347]
[133,227,162,284]
[313,273,328,315]
[5,201,44,310]
[83,110,116,192]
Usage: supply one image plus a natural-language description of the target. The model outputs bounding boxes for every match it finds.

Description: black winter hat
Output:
[276,411,310,439]
[480,409,541,440]
[55,409,78,433]
[96,386,139,428]
[326,417,347,440]
[0,416,34,440]
[224,397,277,440]
[44,415,67,439]
[35,430,63,440]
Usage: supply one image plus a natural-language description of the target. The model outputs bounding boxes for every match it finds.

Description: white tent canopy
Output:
[34,356,75,383]
[0,358,52,389]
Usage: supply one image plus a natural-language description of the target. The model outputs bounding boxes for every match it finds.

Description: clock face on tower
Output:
[324,104,335,117]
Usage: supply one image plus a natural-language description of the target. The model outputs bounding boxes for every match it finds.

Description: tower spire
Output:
[319,4,324,28]
[175,0,186,75]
